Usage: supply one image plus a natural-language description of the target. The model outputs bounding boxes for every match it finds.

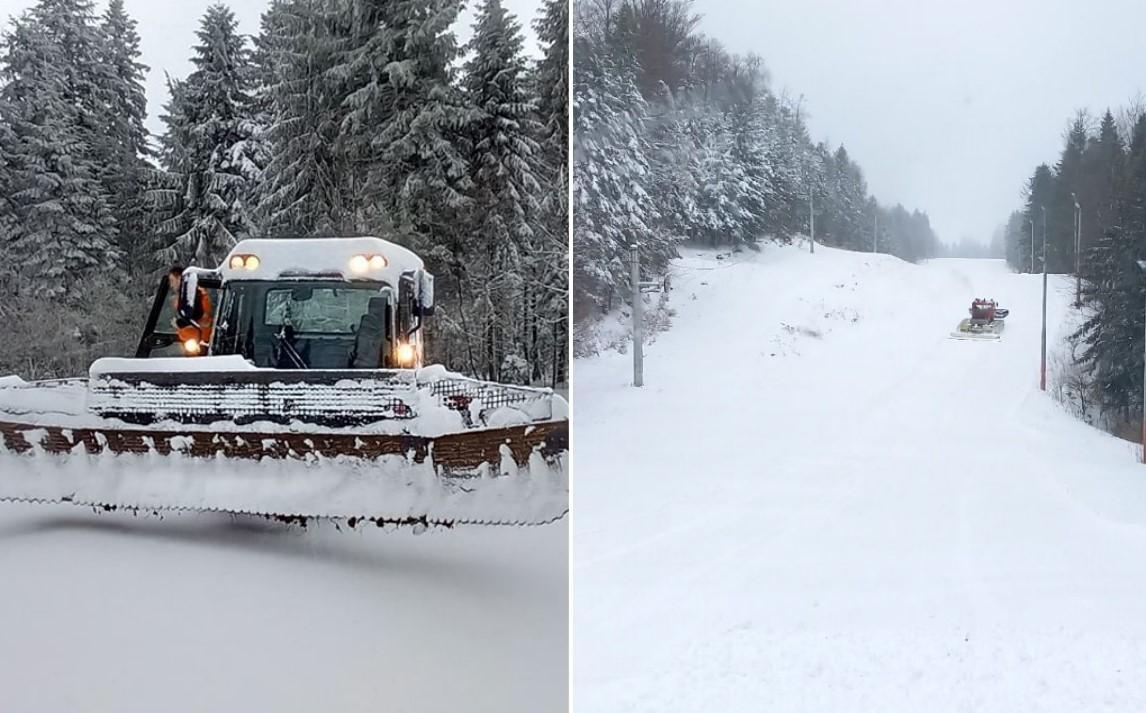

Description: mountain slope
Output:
[573,244,1146,712]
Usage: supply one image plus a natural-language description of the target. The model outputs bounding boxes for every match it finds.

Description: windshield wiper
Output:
[275,327,308,369]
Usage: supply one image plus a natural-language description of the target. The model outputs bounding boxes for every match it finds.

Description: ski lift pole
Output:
[631,243,644,387]
[809,191,815,254]
[1138,260,1146,464]
[1030,217,1035,274]
[1040,206,1048,392]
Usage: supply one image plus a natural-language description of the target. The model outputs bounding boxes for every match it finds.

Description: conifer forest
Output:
[0,0,569,386]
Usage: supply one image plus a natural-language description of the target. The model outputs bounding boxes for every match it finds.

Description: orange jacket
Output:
[175,288,214,351]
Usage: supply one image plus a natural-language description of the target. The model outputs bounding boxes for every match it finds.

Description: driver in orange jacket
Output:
[168,267,213,354]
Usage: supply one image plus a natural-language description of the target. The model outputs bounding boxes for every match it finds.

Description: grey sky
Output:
[0,0,543,139]
[696,0,1146,245]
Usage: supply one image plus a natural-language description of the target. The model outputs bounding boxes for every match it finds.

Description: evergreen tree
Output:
[1,11,119,296]
[148,3,262,266]
[98,0,150,273]
[1074,115,1146,423]
[256,0,349,236]
[1078,109,1124,280]
[337,0,472,237]
[533,0,568,169]
[531,0,570,383]
[459,0,543,381]
[572,32,660,319]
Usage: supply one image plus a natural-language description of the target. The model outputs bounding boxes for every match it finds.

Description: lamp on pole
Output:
[1137,260,1146,464]
[1040,205,1048,392]
[1072,193,1082,306]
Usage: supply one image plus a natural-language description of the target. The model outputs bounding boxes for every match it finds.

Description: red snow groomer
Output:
[951,297,1008,340]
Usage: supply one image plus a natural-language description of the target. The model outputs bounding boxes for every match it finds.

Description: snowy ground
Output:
[573,243,1146,712]
[0,507,566,712]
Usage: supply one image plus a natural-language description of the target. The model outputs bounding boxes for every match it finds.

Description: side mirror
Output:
[417,272,435,316]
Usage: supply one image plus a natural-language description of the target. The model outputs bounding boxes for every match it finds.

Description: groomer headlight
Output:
[396,343,415,366]
[349,254,370,274]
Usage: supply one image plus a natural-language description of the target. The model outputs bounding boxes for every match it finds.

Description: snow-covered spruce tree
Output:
[748,94,806,242]
[148,3,262,267]
[1078,109,1124,282]
[727,96,775,243]
[691,112,756,247]
[336,0,472,239]
[572,32,663,321]
[1074,114,1146,424]
[529,0,570,385]
[0,101,18,287]
[1047,114,1088,274]
[97,0,151,274]
[646,86,698,248]
[255,0,351,237]
[822,145,868,250]
[1003,210,1028,272]
[1,12,119,297]
[1022,164,1055,273]
[533,0,567,171]
[457,0,544,382]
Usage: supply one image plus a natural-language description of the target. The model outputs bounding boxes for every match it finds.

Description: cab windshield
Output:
[265,286,378,334]
[213,281,393,369]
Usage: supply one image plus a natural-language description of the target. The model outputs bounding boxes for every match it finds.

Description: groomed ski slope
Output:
[0,510,566,712]
[573,244,1146,712]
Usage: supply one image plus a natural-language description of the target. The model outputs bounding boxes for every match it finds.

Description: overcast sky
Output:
[0,0,543,139]
[696,0,1146,245]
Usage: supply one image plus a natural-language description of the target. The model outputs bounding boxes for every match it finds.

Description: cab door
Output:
[134,272,221,358]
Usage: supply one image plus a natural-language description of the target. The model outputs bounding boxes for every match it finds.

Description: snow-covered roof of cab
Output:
[219,237,425,282]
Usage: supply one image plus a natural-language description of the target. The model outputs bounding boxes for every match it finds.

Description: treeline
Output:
[0,0,568,386]
[1002,106,1146,429]
[940,234,1005,260]
[572,0,940,327]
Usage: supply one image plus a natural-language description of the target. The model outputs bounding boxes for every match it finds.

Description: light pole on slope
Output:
[1138,260,1146,464]
[873,210,878,254]
[809,190,815,254]
[1040,206,1048,392]
[1029,216,1035,274]
[1072,193,1082,307]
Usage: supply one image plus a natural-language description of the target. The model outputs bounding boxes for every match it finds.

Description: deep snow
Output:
[573,243,1146,712]
[0,510,566,712]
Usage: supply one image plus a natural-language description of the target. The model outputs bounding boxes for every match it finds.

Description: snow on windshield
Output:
[264,286,381,334]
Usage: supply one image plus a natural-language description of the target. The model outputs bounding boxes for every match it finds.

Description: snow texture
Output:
[0,506,566,712]
[0,444,568,525]
[90,355,261,375]
[573,244,1146,712]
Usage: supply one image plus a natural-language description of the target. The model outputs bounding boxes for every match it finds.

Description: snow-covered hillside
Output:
[0,509,566,712]
[573,243,1146,712]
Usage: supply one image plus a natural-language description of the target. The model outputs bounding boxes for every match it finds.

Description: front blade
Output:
[0,419,568,526]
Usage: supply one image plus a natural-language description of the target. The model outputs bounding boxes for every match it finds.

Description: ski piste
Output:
[0,237,569,527]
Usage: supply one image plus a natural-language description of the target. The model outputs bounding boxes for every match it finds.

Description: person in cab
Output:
[168,267,214,354]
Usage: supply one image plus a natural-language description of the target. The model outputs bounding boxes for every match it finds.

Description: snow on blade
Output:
[0,445,568,525]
